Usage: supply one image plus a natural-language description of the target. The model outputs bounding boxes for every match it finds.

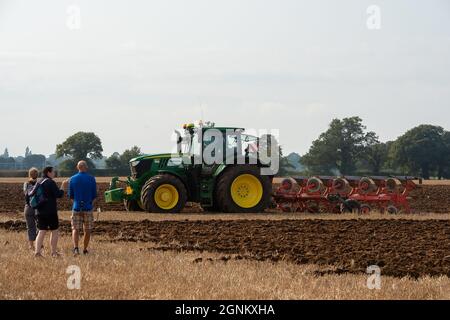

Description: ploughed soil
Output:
[409,185,450,213]
[1,182,450,213]
[1,218,449,278]
[0,182,124,213]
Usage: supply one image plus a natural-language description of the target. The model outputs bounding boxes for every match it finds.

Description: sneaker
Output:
[83,249,89,255]
[73,247,80,256]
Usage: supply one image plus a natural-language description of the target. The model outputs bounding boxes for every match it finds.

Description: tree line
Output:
[289,117,450,179]
[2,118,449,179]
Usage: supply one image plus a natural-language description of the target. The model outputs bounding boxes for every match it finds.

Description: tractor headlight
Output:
[131,160,140,167]
[125,186,133,195]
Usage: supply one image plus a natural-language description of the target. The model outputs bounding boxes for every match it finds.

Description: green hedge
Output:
[0,170,28,177]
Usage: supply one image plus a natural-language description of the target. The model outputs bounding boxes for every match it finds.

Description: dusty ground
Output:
[1,230,449,300]
[2,181,450,213]
[2,215,450,279]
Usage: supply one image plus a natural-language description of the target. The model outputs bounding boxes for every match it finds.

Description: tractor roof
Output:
[205,127,245,131]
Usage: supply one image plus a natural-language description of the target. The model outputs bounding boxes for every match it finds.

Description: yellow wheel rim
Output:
[154,184,179,210]
[231,174,263,209]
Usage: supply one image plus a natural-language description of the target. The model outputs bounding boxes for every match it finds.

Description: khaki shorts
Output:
[71,211,94,232]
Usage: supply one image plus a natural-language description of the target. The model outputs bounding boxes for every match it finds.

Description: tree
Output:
[390,125,447,179]
[105,152,122,170]
[301,117,378,175]
[361,142,390,175]
[277,146,295,177]
[438,131,450,179]
[23,154,46,169]
[120,146,142,165]
[56,132,103,170]
[105,147,143,171]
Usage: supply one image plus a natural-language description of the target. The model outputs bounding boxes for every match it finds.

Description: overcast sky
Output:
[0,0,449,157]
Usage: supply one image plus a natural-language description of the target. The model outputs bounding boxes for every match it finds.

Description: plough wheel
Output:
[359,204,372,214]
[280,178,294,192]
[358,177,376,194]
[306,177,324,194]
[387,205,399,214]
[386,178,401,193]
[332,178,351,195]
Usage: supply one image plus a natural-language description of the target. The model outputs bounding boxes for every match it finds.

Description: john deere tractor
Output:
[104,123,274,213]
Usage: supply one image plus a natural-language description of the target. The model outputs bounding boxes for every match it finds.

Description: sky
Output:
[0,0,449,157]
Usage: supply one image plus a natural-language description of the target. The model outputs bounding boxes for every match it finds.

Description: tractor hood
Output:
[130,153,173,163]
[129,153,183,179]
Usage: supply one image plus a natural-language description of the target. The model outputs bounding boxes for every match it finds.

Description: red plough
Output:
[273,176,418,214]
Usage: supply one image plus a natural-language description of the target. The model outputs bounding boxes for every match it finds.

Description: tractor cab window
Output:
[241,134,258,156]
[226,132,258,157]
[191,131,201,156]
[180,129,200,155]
[181,135,191,154]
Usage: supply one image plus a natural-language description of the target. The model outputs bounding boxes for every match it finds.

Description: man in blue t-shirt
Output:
[68,160,97,255]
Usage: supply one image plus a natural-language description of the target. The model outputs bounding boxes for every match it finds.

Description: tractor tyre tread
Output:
[215,165,272,213]
[141,174,187,213]
[124,199,143,212]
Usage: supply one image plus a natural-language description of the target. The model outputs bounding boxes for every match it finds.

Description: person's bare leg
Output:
[83,229,91,252]
[35,230,46,256]
[28,240,34,250]
[72,229,79,248]
[50,230,59,255]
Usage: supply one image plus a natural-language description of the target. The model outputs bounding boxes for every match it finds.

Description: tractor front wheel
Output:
[141,174,187,213]
[124,199,143,212]
[215,165,272,213]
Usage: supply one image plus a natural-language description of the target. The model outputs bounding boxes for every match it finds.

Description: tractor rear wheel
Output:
[141,174,187,213]
[215,165,272,213]
[124,199,143,212]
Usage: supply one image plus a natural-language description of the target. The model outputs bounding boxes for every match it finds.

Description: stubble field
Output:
[0,178,449,299]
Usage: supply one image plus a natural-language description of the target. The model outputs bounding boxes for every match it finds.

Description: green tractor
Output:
[104,123,275,213]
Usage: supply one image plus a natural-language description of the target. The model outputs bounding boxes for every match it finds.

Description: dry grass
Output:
[1,211,450,224]
[1,230,449,300]
[72,211,450,222]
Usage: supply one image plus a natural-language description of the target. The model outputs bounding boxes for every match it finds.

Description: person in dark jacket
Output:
[23,167,39,250]
[34,166,68,257]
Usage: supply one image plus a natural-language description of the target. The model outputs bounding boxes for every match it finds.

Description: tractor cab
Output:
[177,122,260,166]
